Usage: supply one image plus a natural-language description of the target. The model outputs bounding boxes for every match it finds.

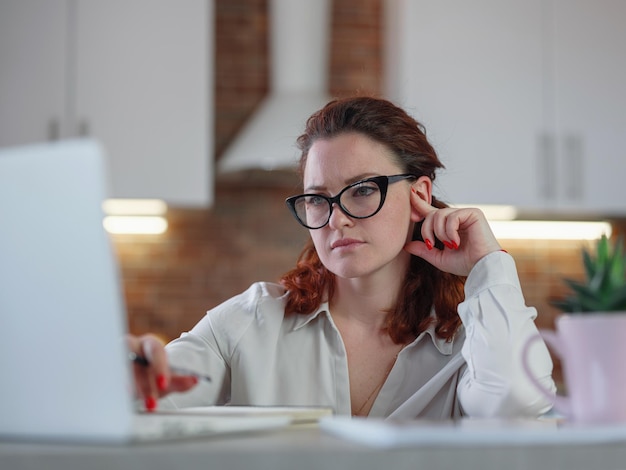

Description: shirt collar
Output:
[291,302,331,331]
[291,303,457,355]
[416,312,456,355]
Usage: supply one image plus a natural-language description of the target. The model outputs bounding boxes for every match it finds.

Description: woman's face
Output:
[303,132,417,280]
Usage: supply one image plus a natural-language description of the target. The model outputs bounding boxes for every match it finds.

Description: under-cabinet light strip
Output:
[102,199,168,235]
[489,220,611,240]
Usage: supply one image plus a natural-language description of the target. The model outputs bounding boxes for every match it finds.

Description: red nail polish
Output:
[443,241,454,250]
[145,396,157,412]
[451,241,459,250]
[157,374,168,391]
[424,239,433,250]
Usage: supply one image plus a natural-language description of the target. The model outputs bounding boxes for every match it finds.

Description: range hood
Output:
[217,0,331,174]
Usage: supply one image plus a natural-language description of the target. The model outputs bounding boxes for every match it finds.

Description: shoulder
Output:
[170,283,289,366]
[215,281,288,312]
[202,282,289,338]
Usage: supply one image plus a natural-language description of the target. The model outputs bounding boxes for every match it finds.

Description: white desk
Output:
[2,425,626,470]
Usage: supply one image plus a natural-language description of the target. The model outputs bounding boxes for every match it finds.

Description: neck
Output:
[330,261,408,331]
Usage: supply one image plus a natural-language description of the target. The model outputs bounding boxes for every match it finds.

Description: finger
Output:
[443,211,462,249]
[129,354,154,407]
[404,239,430,257]
[411,191,437,217]
[428,209,459,250]
[131,364,153,400]
[430,211,448,245]
[410,189,439,249]
[429,209,466,250]
[141,336,169,406]
[404,239,445,267]
[418,215,435,250]
[141,335,170,392]
[126,335,152,399]
[169,375,200,393]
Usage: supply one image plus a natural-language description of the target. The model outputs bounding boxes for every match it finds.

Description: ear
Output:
[410,176,432,222]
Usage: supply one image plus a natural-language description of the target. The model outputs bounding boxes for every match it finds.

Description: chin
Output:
[327,263,374,280]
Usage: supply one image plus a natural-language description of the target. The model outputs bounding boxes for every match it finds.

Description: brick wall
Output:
[330,0,382,97]
[214,0,268,158]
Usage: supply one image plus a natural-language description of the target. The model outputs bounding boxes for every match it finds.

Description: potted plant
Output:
[551,234,626,313]
[533,234,626,424]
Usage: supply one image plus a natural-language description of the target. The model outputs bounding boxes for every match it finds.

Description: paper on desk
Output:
[319,416,626,448]
[157,405,334,424]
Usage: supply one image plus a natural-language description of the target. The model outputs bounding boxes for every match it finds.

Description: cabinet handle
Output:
[563,134,584,201]
[538,132,557,200]
[48,119,60,141]
[78,119,90,137]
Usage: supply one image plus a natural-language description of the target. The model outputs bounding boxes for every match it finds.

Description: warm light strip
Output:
[452,204,518,221]
[103,216,168,235]
[102,199,167,216]
[101,199,168,235]
[489,220,612,240]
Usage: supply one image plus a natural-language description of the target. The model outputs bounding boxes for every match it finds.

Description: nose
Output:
[327,203,354,229]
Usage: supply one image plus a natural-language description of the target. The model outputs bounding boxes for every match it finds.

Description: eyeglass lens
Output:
[293,179,383,229]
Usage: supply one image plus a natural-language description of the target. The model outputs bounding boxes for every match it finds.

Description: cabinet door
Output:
[552,0,626,215]
[386,0,544,208]
[75,0,212,206]
[0,0,68,147]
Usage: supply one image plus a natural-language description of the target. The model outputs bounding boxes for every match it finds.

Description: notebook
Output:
[0,139,299,443]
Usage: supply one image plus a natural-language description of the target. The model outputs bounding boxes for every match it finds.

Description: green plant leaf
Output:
[604,286,626,311]
[553,234,626,314]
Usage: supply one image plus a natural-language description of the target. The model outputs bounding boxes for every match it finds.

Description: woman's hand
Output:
[404,196,503,276]
[126,334,199,411]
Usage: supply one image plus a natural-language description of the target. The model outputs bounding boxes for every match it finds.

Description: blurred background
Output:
[1,0,625,387]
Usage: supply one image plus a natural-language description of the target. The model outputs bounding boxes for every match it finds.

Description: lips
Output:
[331,238,363,250]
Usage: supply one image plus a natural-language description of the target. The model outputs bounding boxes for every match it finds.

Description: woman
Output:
[128,96,556,418]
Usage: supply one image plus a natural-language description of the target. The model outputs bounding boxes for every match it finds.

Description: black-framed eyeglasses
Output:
[285,174,417,230]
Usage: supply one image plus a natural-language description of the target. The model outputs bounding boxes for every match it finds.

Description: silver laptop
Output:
[0,139,290,443]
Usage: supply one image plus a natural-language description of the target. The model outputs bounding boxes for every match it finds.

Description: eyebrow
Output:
[304,173,379,193]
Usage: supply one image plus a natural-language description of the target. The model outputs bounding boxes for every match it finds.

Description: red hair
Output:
[280,97,465,343]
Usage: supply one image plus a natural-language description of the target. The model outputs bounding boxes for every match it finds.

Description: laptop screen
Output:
[0,139,135,441]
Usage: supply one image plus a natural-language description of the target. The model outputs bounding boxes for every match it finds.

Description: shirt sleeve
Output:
[456,251,556,418]
[157,285,262,409]
[158,282,287,410]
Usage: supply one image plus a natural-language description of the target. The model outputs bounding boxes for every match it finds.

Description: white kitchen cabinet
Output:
[385,0,626,216]
[0,0,212,207]
[0,0,68,144]
[549,0,626,214]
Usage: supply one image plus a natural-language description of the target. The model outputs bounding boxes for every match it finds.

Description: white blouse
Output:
[161,251,556,418]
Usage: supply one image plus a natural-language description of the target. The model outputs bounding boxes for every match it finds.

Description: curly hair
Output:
[280,96,465,343]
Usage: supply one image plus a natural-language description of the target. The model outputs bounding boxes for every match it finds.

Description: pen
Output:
[128,352,212,382]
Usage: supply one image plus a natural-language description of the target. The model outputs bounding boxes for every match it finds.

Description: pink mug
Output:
[522,314,626,424]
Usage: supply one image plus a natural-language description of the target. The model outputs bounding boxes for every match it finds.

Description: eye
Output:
[351,183,378,198]
[304,195,327,207]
